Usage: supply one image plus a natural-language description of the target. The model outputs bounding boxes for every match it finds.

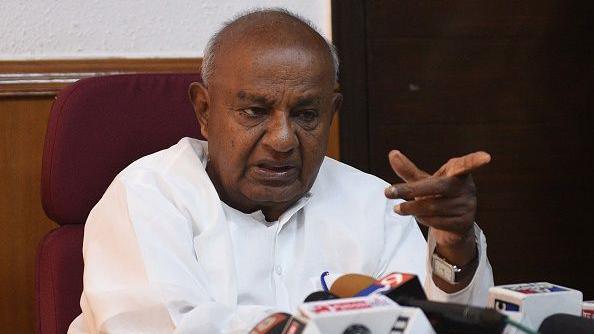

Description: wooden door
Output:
[333,0,594,297]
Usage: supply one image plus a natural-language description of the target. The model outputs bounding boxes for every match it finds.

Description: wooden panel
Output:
[0,96,56,333]
[366,1,558,38]
[327,113,340,160]
[332,0,368,170]
[334,0,594,297]
[0,58,203,96]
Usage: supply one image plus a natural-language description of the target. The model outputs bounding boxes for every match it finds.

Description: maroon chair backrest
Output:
[37,73,203,334]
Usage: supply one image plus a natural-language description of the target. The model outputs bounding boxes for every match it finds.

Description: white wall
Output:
[0,0,331,60]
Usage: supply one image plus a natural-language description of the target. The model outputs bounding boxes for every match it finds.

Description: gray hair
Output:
[200,8,339,87]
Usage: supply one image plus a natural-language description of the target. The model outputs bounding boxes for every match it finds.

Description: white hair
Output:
[200,8,339,86]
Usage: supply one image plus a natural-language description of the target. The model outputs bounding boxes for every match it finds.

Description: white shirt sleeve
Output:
[376,199,494,306]
[424,223,494,306]
[68,178,275,334]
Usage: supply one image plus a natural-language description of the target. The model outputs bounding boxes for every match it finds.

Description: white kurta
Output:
[68,137,493,334]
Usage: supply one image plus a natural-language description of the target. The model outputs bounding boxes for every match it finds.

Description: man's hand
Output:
[384,150,491,289]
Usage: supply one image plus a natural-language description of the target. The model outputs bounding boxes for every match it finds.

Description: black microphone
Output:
[379,273,506,333]
[375,272,427,301]
[397,297,506,334]
[538,313,594,334]
[303,290,339,302]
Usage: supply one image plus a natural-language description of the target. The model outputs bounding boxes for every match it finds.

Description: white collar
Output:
[221,191,312,229]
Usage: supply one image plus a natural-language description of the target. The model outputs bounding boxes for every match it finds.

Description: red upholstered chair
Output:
[37,73,203,334]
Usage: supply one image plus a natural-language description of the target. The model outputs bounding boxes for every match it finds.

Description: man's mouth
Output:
[259,165,294,172]
[251,161,299,183]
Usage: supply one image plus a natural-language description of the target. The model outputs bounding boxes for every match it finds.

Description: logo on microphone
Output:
[583,301,594,319]
[504,283,569,294]
[309,296,393,314]
[379,273,415,288]
[312,300,373,313]
[391,315,411,333]
[494,299,520,312]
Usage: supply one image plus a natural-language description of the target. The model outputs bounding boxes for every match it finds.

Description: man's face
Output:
[194,43,341,214]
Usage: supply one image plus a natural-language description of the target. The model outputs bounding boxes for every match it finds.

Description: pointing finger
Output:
[385,176,465,199]
[393,196,471,217]
[388,150,430,183]
[435,151,491,177]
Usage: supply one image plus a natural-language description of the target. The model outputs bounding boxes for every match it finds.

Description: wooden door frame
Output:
[332,0,370,171]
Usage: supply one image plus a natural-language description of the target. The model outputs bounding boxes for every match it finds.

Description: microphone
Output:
[329,273,435,333]
[391,304,436,334]
[330,273,379,298]
[281,316,308,334]
[583,300,594,319]
[375,272,427,301]
[250,312,308,334]
[330,273,426,301]
[250,313,293,334]
[538,313,594,334]
[398,297,506,334]
[303,291,339,303]
[331,272,506,333]
[378,273,505,333]
[298,295,399,334]
[488,282,583,330]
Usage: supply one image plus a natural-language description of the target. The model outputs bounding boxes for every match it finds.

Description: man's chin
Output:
[240,184,306,205]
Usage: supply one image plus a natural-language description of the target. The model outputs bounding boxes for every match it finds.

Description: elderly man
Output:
[69,8,493,334]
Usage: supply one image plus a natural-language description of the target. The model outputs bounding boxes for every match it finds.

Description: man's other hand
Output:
[384,150,491,267]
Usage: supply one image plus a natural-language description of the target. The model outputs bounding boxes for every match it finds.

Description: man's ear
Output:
[331,92,343,115]
[189,82,210,140]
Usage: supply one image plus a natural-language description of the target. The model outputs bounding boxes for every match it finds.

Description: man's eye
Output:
[297,109,319,123]
[241,107,266,118]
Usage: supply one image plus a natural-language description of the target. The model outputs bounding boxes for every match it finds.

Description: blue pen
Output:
[320,271,330,293]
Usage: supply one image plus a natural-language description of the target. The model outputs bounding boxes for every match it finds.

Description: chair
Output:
[37,73,203,334]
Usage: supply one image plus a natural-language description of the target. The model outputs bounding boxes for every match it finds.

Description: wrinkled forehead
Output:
[210,33,335,91]
[256,47,329,81]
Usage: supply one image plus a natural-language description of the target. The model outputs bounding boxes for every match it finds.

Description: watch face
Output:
[432,254,456,283]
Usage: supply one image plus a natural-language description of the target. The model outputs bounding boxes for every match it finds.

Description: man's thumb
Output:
[388,150,429,182]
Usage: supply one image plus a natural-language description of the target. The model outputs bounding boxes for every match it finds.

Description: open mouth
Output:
[258,164,294,173]
[251,161,299,183]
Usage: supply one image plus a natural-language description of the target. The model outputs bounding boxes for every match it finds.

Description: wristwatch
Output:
[431,251,477,284]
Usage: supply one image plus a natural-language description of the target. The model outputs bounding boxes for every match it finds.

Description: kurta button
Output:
[275,265,283,275]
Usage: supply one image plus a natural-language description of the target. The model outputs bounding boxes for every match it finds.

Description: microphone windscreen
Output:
[538,314,594,334]
[303,291,338,303]
[378,272,427,301]
[329,273,377,298]
[249,312,291,334]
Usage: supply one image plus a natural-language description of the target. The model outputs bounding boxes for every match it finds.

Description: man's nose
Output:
[262,111,298,154]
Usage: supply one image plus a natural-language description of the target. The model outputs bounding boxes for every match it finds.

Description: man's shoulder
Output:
[316,156,390,196]
[117,137,207,181]
[92,137,218,229]
[99,137,212,215]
